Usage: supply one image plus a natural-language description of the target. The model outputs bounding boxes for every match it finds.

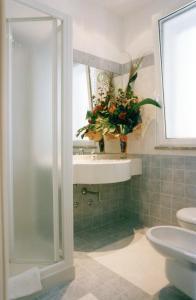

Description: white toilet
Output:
[176,207,196,231]
[146,226,196,299]
[146,207,196,299]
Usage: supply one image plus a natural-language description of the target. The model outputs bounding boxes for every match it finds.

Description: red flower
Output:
[118,112,127,120]
[109,104,116,114]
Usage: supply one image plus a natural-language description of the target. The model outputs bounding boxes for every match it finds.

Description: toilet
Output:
[146,226,196,299]
[176,207,196,231]
[146,208,196,298]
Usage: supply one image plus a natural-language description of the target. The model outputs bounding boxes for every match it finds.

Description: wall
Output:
[122,0,191,60]
[130,155,196,227]
[117,0,196,157]
[73,151,196,231]
[120,60,196,157]
[121,0,196,226]
[74,182,130,232]
[6,0,191,64]
[37,0,125,64]
[102,0,196,156]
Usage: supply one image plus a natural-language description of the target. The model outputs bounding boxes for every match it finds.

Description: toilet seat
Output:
[177,207,196,225]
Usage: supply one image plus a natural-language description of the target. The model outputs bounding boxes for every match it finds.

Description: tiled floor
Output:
[35,219,191,300]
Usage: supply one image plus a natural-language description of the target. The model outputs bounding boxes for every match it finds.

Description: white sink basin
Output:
[73,154,142,184]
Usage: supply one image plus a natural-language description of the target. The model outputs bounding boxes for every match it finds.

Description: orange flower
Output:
[85,131,102,142]
[118,112,127,120]
[109,103,116,114]
[93,105,103,114]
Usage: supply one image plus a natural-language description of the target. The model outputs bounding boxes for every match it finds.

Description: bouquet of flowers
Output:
[76,58,161,151]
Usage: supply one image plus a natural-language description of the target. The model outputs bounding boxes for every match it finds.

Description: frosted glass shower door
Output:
[8,17,61,263]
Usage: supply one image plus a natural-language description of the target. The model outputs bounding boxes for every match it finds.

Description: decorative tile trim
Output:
[73,49,121,74]
[155,145,196,150]
[73,49,154,75]
[120,54,154,74]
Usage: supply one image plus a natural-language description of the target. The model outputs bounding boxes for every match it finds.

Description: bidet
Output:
[146,226,196,299]
[176,207,196,231]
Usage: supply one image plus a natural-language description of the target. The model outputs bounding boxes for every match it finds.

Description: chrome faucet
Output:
[78,148,85,155]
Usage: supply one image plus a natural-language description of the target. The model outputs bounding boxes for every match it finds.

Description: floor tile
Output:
[36,220,190,300]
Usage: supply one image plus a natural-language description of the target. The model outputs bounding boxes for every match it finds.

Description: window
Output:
[156,2,196,146]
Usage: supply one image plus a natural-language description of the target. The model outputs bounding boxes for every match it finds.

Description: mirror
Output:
[89,67,113,99]
[72,63,91,142]
[72,63,114,143]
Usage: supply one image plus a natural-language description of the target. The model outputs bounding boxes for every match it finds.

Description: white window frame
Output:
[154,1,196,148]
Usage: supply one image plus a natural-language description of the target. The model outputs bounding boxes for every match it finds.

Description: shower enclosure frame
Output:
[0,0,7,299]
[3,0,74,298]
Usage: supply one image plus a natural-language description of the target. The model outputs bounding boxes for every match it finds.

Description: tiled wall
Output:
[73,182,129,232]
[73,49,121,74]
[73,49,153,75]
[73,154,196,231]
[130,155,196,227]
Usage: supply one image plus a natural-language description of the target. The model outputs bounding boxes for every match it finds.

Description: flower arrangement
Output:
[76,58,161,152]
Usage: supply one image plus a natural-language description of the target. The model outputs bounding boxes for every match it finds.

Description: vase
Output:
[120,135,127,156]
[98,138,105,153]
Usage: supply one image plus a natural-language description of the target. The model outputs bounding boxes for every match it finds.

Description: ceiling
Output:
[91,0,151,16]
[91,0,192,17]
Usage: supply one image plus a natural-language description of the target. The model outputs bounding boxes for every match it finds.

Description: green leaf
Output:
[109,125,116,133]
[86,111,93,119]
[125,57,143,96]
[76,125,89,138]
[119,124,125,135]
[129,73,137,83]
[135,98,161,109]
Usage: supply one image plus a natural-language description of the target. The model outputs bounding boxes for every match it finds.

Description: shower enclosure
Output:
[5,0,73,291]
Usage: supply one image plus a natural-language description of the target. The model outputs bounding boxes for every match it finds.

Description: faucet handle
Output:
[91,149,97,160]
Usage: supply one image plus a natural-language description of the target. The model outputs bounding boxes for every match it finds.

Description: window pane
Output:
[160,4,196,138]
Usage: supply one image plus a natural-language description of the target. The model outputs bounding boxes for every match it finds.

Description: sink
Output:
[73,154,142,184]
